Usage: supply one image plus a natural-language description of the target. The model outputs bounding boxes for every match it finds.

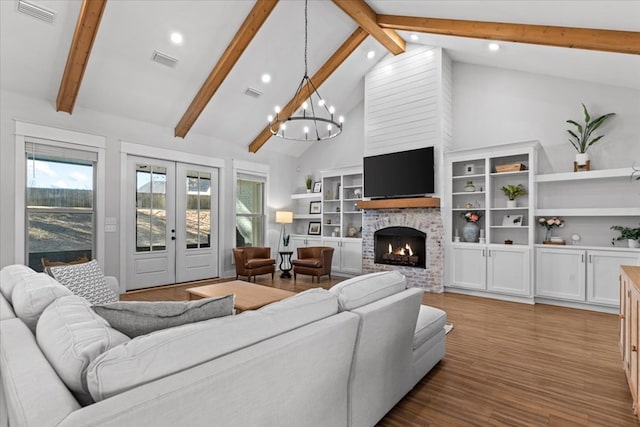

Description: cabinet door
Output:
[587,250,640,306]
[451,245,486,290]
[631,286,639,406]
[535,248,586,301]
[289,236,307,261]
[340,239,362,274]
[322,238,342,271]
[487,246,531,296]
[621,272,628,366]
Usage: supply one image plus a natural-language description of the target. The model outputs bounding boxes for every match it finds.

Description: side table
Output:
[278,251,293,279]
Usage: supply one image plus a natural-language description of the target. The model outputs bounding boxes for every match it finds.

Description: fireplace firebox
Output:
[374,226,426,269]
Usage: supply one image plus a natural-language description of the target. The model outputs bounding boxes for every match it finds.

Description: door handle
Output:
[581,254,584,263]
[589,255,592,263]
[171,236,176,240]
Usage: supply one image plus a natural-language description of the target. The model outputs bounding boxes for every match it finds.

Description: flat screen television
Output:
[364,146,435,199]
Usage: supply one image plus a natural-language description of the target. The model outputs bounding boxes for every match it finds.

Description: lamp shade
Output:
[275,211,293,224]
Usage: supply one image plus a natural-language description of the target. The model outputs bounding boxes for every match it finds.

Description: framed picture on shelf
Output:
[308,222,321,235]
[309,201,321,214]
[464,164,475,175]
[502,215,523,226]
[312,181,322,193]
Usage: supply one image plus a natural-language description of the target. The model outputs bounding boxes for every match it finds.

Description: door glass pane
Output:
[136,164,167,252]
[26,156,95,271]
[236,179,264,247]
[185,171,212,249]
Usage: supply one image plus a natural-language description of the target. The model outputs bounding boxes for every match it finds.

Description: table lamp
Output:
[275,210,293,253]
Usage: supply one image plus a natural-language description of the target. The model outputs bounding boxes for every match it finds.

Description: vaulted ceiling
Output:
[1,0,639,157]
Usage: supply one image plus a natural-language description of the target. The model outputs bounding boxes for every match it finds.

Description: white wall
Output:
[0,89,297,279]
[452,63,640,173]
[293,101,365,188]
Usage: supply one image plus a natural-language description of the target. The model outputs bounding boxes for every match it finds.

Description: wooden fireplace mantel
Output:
[356,197,441,210]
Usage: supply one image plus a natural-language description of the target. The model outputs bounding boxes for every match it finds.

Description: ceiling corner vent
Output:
[17,0,55,23]
[151,51,178,68]
[244,87,263,98]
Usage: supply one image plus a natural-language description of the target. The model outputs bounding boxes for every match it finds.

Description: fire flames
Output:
[388,243,413,256]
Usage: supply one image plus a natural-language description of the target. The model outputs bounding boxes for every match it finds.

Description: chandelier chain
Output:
[304,0,308,77]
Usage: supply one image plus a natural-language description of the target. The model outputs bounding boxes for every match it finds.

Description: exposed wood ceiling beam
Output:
[56,0,107,114]
[332,0,405,55]
[248,27,368,153]
[175,0,279,139]
[377,15,640,56]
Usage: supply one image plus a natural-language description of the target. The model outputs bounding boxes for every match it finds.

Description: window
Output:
[135,164,167,252]
[25,143,97,271]
[235,173,266,247]
[185,170,212,249]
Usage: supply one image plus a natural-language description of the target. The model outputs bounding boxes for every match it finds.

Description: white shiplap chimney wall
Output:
[364,44,452,197]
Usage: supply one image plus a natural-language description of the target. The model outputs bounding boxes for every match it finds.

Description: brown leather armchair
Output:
[232,247,275,282]
[292,246,335,282]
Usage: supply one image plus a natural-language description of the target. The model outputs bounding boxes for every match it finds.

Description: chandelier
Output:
[268,0,343,141]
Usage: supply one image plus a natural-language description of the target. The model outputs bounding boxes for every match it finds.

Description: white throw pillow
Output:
[47,260,118,305]
[329,270,407,310]
[37,295,130,405]
[11,273,73,332]
[0,264,36,303]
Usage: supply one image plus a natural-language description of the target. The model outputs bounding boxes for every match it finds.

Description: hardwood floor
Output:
[121,277,636,426]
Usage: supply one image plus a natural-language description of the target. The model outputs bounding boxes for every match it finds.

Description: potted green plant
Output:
[611,224,640,248]
[500,184,527,208]
[566,103,615,167]
[305,175,313,193]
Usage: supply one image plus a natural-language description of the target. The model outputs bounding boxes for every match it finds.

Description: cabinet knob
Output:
[620,314,625,319]
[633,345,638,352]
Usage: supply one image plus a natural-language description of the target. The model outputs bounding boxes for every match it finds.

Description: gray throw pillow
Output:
[92,295,235,337]
[47,259,118,305]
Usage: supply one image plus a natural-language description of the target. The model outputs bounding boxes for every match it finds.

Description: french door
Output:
[126,156,219,290]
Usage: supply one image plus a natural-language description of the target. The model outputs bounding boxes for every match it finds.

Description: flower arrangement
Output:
[538,217,565,230]
[462,211,482,223]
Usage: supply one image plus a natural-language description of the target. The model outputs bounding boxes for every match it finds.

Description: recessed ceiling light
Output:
[170,32,183,45]
[366,50,375,59]
[261,73,271,83]
[488,43,500,51]
[410,34,419,41]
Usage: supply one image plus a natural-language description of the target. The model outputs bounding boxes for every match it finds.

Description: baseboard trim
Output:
[444,287,534,305]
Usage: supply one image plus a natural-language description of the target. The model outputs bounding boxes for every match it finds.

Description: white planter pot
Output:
[506,200,517,209]
[629,239,640,249]
[575,152,589,166]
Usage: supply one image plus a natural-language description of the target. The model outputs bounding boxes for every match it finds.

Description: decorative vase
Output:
[461,221,480,243]
[464,181,476,192]
[506,199,517,208]
[629,239,640,249]
[306,188,311,193]
[544,229,552,242]
[575,152,589,166]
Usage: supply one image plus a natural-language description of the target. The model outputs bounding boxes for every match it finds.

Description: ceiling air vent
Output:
[17,0,55,24]
[151,51,178,68]
[244,87,263,98]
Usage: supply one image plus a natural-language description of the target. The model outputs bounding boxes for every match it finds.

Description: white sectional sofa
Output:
[0,266,446,427]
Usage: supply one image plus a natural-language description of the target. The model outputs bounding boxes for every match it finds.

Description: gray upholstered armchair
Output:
[292,246,334,282]
[232,247,275,282]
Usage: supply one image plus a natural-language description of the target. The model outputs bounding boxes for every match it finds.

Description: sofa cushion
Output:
[292,258,322,268]
[47,260,118,305]
[37,295,130,405]
[0,291,16,320]
[329,270,407,311]
[92,295,235,338]
[85,288,337,401]
[11,273,73,332]
[245,258,275,268]
[0,264,36,303]
[413,305,447,350]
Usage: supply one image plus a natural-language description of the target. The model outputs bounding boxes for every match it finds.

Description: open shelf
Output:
[535,208,640,217]
[536,167,632,183]
[291,192,321,199]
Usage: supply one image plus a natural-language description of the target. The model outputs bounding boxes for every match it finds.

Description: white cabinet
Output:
[486,245,531,296]
[451,245,485,290]
[535,247,586,301]
[450,243,531,297]
[321,168,363,239]
[536,247,640,307]
[323,237,362,275]
[289,236,322,261]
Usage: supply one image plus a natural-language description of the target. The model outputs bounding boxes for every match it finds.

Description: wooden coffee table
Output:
[185,280,295,312]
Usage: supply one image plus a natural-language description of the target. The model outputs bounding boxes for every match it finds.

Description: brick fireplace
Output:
[360,199,443,292]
